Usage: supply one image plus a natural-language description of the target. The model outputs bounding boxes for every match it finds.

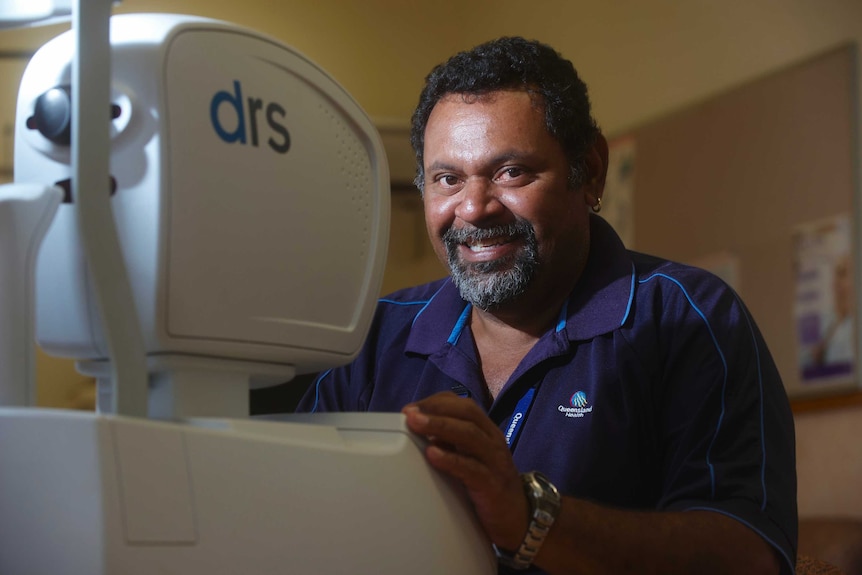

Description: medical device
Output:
[0,3,494,573]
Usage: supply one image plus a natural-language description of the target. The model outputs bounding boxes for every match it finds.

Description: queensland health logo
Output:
[558,390,593,418]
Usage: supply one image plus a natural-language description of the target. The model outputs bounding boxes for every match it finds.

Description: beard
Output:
[443,219,539,310]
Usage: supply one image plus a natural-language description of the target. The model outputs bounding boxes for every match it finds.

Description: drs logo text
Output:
[210,80,291,154]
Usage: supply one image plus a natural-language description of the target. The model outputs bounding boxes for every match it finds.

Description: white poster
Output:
[793,214,855,386]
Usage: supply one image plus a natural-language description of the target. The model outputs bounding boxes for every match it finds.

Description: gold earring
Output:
[591,197,602,213]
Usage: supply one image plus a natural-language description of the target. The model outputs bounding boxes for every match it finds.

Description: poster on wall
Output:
[793,213,855,387]
[601,135,636,248]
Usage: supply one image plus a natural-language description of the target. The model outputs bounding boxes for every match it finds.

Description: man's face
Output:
[421,89,595,310]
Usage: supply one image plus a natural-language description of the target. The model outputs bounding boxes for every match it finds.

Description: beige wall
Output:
[796,406,862,517]
[5,0,862,136]
[3,0,861,519]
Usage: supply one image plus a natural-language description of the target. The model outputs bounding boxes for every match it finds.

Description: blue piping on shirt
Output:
[639,273,729,500]
[309,369,333,413]
[555,299,569,332]
[621,262,636,325]
[448,304,473,345]
[409,281,449,327]
[379,298,432,306]
[735,295,769,510]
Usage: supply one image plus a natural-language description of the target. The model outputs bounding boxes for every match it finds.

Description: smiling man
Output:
[297,37,797,575]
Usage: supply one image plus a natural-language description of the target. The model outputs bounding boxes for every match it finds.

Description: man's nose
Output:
[454,177,505,224]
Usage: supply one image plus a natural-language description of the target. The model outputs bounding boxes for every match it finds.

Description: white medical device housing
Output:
[19,13,388,417]
[0,12,495,575]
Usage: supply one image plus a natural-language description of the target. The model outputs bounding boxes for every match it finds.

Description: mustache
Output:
[442,220,535,246]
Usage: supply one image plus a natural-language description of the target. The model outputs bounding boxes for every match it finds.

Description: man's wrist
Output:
[494,471,561,570]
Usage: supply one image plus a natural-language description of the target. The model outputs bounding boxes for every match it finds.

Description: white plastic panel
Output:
[163,27,388,357]
[112,420,197,543]
[0,411,496,574]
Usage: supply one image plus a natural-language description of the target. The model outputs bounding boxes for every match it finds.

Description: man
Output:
[297,37,797,574]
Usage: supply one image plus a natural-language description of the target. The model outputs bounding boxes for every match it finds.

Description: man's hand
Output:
[402,391,530,552]
[401,393,783,575]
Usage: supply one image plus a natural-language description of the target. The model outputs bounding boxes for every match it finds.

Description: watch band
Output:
[494,471,561,570]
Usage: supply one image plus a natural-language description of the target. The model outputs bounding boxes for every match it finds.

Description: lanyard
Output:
[503,385,538,450]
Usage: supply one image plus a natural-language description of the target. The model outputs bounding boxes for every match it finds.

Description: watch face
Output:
[524,471,561,517]
[530,472,560,496]
[532,471,552,489]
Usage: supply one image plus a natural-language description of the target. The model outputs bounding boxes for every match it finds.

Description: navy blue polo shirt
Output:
[297,215,797,574]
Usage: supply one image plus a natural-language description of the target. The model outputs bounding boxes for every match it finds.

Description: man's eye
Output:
[440,175,460,187]
[501,167,524,179]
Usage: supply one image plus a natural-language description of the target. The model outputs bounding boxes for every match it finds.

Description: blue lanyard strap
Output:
[503,385,537,450]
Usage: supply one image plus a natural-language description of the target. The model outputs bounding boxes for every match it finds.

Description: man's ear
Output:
[583,133,609,208]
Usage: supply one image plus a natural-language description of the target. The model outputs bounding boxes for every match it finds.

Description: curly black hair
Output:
[410,36,599,192]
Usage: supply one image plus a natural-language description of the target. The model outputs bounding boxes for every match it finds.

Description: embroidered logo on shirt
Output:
[570,391,588,407]
[558,391,593,418]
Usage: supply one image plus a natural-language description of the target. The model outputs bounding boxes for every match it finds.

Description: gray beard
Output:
[443,220,539,310]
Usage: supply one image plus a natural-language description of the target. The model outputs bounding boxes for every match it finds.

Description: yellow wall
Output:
[35,348,96,409]
[3,0,862,517]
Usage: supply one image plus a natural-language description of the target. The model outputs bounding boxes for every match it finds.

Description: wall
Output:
[5,0,862,135]
[2,0,861,519]
[796,405,862,517]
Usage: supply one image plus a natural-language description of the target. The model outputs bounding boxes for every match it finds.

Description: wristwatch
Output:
[494,471,562,570]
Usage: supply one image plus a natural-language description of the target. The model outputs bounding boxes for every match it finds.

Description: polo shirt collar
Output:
[405,214,635,355]
[563,214,635,341]
[405,278,469,355]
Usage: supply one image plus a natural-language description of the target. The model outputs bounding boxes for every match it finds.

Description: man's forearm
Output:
[533,499,781,575]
